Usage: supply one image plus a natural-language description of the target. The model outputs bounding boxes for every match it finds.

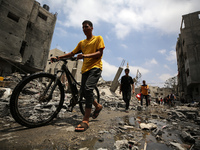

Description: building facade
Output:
[176,11,200,101]
[0,0,56,75]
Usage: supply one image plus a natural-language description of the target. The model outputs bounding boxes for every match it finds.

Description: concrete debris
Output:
[139,123,157,130]
[180,131,195,144]
[0,72,200,150]
[114,140,129,150]
[169,142,186,150]
[0,88,11,99]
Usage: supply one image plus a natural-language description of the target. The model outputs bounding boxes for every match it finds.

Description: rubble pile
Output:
[0,73,200,149]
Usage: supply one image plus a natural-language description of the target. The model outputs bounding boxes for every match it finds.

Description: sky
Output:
[38,0,199,87]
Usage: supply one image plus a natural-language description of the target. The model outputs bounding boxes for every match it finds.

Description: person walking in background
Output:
[51,20,105,132]
[140,80,149,107]
[160,97,163,105]
[120,68,135,112]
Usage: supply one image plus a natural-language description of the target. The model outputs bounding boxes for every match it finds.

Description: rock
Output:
[180,131,195,144]
[0,104,9,117]
[194,139,200,150]
[152,114,158,119]
[119,126,127,130]
[139,123,157,130]
[185,112,197,120]
[124,125,134,129]
[156,135,162,141]
[137,106,142,111]
[98,137,104,142]
[22,88,39,95]
[0,88,12,99]
[152,128,163,136]
[128,117,135,126]
[171,110,187,120]
[128,140,138,145]
[194,117,200,125]
[170,142,185,150]
[114,140,128,150]
[65,126,75,132]
[79,147,89,150]
[132,146,139,150]
[109,129,117,134]
[0,88,6,98]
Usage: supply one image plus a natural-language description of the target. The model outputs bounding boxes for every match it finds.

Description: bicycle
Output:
[10,57,100,128]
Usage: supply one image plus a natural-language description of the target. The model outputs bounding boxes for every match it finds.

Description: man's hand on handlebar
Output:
[76,54,84,60]
[50,56,59,63]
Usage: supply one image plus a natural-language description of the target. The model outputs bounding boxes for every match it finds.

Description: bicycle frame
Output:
[48,58,81,111]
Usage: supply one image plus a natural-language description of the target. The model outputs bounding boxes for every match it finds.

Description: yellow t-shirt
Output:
[141,85,149,95]
[72,36,105,74]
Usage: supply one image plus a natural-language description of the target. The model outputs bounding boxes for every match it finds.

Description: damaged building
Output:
[176,11,200,101]
[45,48,83,83]
[0,0,57,76]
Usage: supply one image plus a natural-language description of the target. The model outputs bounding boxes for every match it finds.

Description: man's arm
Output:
[119,84,122,94]
[76,48,103,60]
[132,83,135,94]
[51,52,75,62]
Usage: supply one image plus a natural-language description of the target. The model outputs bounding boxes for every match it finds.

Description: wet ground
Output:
[0,104,199,150]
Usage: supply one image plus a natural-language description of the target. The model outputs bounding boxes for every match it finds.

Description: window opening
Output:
[20,41,27,57]
[7,12,20,22]
[196,87,199,93]
[38,12,47,21]
[186,69,189,77]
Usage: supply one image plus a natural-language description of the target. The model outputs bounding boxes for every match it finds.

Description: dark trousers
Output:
[141,94,148,107]
[81,68,101,108]
[122,91,131,110]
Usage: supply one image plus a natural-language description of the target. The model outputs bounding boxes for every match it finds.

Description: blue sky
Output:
[38,0,199,87]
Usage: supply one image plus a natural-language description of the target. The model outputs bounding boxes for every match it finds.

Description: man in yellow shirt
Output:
[51,20,105,132]
[140,80,149,107]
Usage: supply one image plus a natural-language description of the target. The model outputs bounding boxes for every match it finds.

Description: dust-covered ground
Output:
[0,75,200,149]
[0,102,200,150]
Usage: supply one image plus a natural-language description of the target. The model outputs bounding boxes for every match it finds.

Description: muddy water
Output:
[72,107,193,150]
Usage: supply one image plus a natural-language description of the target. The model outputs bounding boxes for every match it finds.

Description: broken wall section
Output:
[0,0,57,75]
[176,11,200,101]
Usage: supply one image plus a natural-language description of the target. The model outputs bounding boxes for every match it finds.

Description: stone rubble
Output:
[0,73,200,149]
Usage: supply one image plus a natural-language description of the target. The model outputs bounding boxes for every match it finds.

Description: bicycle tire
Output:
[79,86,100,116]
[10,72,64,128]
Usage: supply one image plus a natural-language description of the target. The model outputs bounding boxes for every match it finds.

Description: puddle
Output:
[69,107,197,149]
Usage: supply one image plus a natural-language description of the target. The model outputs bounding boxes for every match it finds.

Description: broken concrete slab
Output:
[139,123,157,130]
[180,131,195,144]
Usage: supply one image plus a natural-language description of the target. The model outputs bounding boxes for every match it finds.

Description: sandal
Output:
[92,107,102,119]
[75,122,89,132]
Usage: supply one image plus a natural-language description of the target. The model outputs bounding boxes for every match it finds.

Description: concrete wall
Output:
[0,0,56,75]
[176,11,200,101]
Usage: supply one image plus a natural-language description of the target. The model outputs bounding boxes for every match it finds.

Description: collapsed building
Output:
[0,0,57,76]
[176,11,200,101]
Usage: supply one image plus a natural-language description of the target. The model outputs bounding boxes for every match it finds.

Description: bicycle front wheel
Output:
[10,72,64,128]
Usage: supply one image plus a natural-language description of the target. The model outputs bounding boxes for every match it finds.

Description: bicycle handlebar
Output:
[50,57,77,62]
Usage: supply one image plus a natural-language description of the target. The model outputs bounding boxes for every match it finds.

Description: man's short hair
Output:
[82,20,93,27]
[125,68,129,72]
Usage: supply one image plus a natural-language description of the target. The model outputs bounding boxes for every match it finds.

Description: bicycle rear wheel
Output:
[79,87,100,116]
[10,72,64,128]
